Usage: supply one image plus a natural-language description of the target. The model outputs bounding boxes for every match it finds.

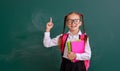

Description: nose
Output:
[71,21,75,25]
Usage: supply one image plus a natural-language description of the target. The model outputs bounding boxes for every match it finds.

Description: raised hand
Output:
[46,17,54,32]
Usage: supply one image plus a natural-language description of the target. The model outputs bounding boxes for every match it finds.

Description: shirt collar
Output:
[67,30,82,36]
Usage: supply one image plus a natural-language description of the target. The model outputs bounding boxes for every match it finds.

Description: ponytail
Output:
[79,14,88,42]
[62,15,67,34]
[80,14,85,33]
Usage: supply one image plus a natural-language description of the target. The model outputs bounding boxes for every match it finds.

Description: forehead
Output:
[67,13,80,19]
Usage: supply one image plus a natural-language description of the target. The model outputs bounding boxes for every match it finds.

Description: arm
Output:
[43,32,60,47]
[43,17,60,48]
[76,38,91,60]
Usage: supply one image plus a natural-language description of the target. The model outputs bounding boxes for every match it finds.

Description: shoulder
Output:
[58,33,69,41]
[61,33,69,38]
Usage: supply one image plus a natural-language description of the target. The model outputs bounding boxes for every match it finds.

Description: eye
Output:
[74,19,80,22]
[66,19,72,23]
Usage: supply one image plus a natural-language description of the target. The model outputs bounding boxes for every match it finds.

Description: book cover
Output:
[67,40,85,62]
[71,40,85,53]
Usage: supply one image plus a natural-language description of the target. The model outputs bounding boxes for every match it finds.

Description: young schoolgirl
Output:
[43,12,91,71]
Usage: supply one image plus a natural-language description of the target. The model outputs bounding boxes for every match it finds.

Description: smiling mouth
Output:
[71,26,77,28]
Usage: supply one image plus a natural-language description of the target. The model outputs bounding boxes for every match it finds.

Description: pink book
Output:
[70,40,85,62]
[71,40,85,53]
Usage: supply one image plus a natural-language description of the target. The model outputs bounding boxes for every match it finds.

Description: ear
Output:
[79,21,82,26]
[66,22,69,26]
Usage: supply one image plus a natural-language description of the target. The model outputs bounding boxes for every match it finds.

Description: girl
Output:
[43,12,91,71]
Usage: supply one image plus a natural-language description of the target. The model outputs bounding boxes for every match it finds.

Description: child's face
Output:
[66,13,82,32]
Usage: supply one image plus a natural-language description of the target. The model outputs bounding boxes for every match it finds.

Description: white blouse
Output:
[43,31,91,60]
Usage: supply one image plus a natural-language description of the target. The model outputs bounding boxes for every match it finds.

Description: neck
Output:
[70,29,79,35]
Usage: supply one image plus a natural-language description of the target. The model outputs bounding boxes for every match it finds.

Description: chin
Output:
[70,28,78,31]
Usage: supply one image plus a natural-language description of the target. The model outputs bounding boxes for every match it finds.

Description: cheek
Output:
[78,23,82,27]
[66,23,70,27]
[79,22,82,26]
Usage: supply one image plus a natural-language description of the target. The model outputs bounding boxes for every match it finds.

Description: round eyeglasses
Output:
[66,19,81,24]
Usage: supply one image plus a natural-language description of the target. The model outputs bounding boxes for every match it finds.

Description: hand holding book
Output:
[67,51,76,61]
[67,39,85,62]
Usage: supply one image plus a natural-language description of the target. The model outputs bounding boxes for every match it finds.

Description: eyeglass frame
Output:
[66,19,81,24]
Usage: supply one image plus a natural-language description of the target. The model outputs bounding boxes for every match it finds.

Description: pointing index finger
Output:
[50,17,52,22]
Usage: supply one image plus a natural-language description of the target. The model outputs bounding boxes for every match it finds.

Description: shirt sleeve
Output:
[43,32,61,48]
[76,38,91,60]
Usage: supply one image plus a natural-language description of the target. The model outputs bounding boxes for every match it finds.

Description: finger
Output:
[50,17,52,22]
[68,51,71,54]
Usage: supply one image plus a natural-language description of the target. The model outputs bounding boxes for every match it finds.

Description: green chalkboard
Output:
[0,0,120,71]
